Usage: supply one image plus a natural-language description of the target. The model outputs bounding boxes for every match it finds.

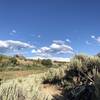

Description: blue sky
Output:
[0,0,100,60]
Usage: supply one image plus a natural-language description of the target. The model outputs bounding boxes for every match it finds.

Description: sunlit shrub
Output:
[70,58,82,70]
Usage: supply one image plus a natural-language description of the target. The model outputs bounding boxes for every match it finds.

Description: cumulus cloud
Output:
[32,40,73,57]
[50,42,73,51]
[32,47,51,54]
[91,35,100,43]
[0,40,34,53]
[0,39,73,60]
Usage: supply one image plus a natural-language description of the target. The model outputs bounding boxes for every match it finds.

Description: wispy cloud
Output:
[9,30,16,35]
[66,38,71,43]
[37,35,41,38]
[12,30,16,33]
[91,35,100,43]
[91,35,95,39]
[31,34,41,38]
[96,37,100,43]
[85,41,91,45]
[0,40,34,53]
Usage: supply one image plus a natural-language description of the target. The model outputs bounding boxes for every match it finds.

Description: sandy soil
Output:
[40,84,63,96]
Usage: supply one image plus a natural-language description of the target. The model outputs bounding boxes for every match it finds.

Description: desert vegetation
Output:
[0,54,67,80]
[0,54,67,71]
[0,54,100,100]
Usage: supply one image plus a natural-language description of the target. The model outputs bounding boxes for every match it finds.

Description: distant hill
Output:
[0,54,68,71]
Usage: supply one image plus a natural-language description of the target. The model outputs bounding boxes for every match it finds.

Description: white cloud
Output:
[50,43,61,49]
[96,37,100,43]
[91,35,95,39]
[41,47,51,52]
[53,40,65,44]
[91,35,100,43]
[28,56,70,62]
[32,47,51,54]
[50,43,73,51]
[31,49,37,53]
[12,30,16,33]
[0,39,73,60]
[57,50,74,54]
[66,39,71,43]
[86,41,91,45]
[9,30,16,35]
[0,40,34,53]
[50,40,73,51]
[32,40,73,57]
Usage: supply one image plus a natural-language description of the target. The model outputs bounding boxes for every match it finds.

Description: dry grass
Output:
[0,70,34,80]
[0,65,67,100]
[0,68,49,81]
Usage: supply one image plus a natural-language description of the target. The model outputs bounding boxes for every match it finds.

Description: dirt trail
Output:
[40,84,64,99]
[40,84,62,96]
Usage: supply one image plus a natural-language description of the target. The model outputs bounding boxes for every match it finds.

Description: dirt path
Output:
[40,84,64,99]
[41,84,62,96]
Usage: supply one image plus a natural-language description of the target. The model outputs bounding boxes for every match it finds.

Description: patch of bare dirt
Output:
[40,84,63,96]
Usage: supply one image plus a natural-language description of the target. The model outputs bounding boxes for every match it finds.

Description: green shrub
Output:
[9,57,17,66]
[41,59,52,67]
